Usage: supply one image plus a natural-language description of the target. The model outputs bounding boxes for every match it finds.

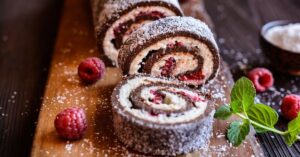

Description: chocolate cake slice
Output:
[90,0,183,66]
[118,16,220,86]
[111,75,214,156]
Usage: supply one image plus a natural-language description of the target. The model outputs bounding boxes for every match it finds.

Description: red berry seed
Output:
[54,107,88,140]
[247,68,274,92]
[281,94,300,120]
[78,57,105,84]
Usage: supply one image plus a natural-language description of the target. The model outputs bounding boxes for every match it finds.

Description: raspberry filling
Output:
[112,11,165,49]
[149,90,166,116]
[148,89,204,115]
[150,90,204,104]
[159,41,205,82]
[149,89,204,109]
[149,90,166,104]
[161,57,176,77]
[158,42,185,76]
[167,41,185,49]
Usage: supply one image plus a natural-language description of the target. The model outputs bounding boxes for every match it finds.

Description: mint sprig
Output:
[227,120,250,146]
[230,77,255,113]
[215,77,300,146]
[214,105,232,120]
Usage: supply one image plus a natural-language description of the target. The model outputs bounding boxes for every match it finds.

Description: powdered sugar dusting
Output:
[126,16,217,51]
[92,0,181,31]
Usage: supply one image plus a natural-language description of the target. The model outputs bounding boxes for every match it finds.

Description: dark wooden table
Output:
[0,0,299,157]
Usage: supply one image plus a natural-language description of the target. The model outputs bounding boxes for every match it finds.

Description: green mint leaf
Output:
[230,100,242,113]
[230,77,256,113]
[283,112,300,146]
[214,105,232,120]
[283,133,297,146]
[247,103,279,133]
[227,120,250,146]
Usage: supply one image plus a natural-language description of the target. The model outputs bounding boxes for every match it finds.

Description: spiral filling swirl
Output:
[91,0,183,65]
[114,76,208,124]
[118,17,220,86]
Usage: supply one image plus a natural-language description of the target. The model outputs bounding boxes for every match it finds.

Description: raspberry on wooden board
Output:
[77,57,105,84]
[54,107,88,140]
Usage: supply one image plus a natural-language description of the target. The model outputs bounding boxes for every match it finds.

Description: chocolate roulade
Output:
[111,75,214,156]
[91,0,183,65]
[118,16,220,86]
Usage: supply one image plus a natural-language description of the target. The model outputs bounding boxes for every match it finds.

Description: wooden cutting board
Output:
[31,0,264,156]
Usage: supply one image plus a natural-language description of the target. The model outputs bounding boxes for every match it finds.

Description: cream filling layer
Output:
[103,6,177,65]
[141,87,187,111]
[129,37,214,82]
[117,76,208,124]
[151,53,199,76]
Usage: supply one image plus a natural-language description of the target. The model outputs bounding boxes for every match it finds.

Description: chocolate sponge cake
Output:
[111,75,214,156]
[90,0,183,65]
[118,16,220,86]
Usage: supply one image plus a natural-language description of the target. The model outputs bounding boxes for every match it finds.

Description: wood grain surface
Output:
[30,0,263,156]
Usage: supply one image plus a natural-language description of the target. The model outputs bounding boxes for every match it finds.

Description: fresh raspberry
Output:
[78,57,105,84]
[160,57,176,77]
[281,94,300,120]
[54,107,87,140]
[247,68,274,92]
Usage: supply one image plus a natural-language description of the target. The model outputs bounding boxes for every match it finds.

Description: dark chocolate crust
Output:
[111,74,214,156]
[118,17,220,84]
[112,108,213,156]
[91,0,183,65]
